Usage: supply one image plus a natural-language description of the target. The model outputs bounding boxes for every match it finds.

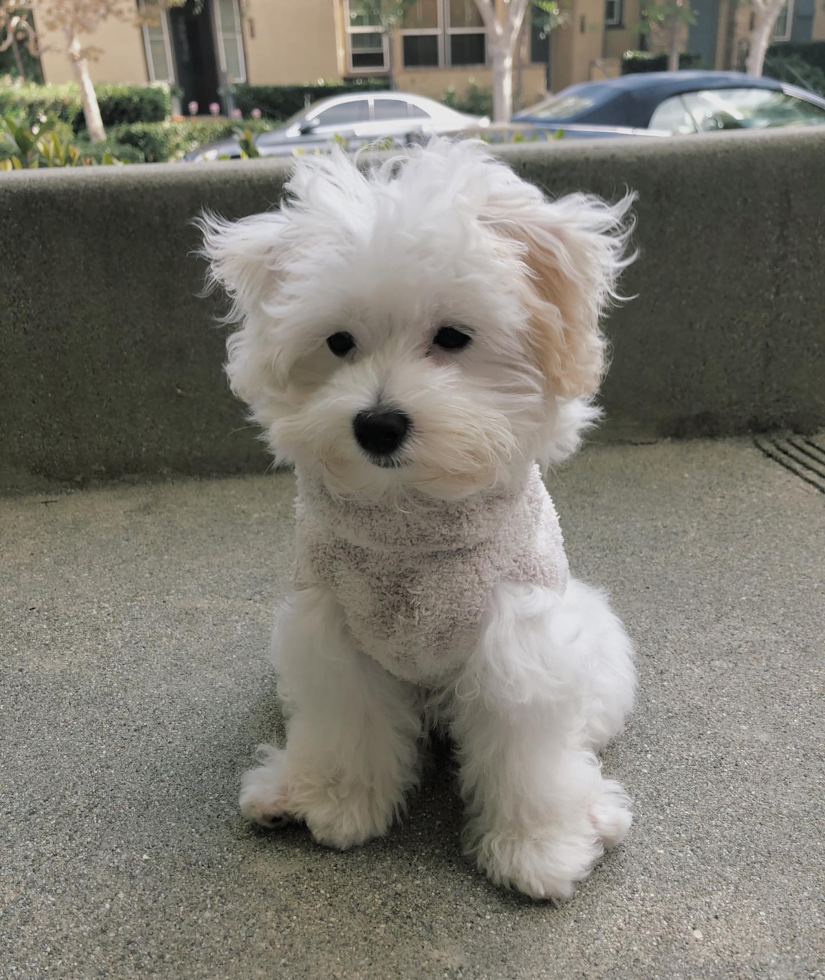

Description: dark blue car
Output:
[514,71,825,135]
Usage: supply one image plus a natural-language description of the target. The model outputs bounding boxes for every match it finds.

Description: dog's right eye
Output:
[326,332,356,357]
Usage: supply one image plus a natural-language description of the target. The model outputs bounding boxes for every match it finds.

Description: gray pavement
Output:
[2,439,823,980]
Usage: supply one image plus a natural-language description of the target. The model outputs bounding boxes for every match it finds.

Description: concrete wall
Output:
[1,129,823,489]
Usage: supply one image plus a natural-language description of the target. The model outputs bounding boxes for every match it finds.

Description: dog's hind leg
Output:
[240,585,423,849]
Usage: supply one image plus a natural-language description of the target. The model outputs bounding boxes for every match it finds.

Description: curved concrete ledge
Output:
[1,129,823,487]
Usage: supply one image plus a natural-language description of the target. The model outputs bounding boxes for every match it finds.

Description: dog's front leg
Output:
[240,585,423,849]
[448,581,634,900]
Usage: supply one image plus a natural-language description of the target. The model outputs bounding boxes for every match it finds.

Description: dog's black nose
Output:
[353,408,410,457]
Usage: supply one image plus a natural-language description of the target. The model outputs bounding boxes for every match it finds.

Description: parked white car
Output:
[183,91,487,162]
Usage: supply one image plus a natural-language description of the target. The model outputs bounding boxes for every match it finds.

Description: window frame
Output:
[445,0,487,67]
[140,0,175,84]
[345,0,390,73]
[604,0,623,28]
[771,0,794,42]
[400,0,444,69]
[212,0,247,85]
[398,0,487,70]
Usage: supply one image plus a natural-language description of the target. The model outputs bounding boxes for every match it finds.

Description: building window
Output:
[605,0,623,26]
[214,0,246,84]
[399,0,486,69]
[140,0,175,83]
[772,0,793,41]
[345,1,389,72]
[447,0,486,65]
[401,0,441,66]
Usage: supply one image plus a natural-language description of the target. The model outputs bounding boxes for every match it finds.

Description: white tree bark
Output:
[746,0,785,77]
[668,17,680,71]
[67,27,105,143]
[474,0,530,123]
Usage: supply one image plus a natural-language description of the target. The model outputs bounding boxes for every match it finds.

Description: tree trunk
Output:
[12,36,26,80]
[386,29,396,90]
[668,18,681,72]
[722,0,738,70]
[491,46,514,122]
[745,5,779,76]
[67,29,105,143]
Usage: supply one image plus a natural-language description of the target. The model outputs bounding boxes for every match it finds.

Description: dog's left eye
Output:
[432,325,472,351]
[327,332,356,357]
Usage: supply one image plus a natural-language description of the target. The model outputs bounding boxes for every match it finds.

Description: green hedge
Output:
[229,80,387,121]
[765,52,825,95]
[767,40,825,75]
[441,79,493,117]
[621,51,701,74]
[72,139,146,164]
[0,82,171,131]
[111,118,274,162]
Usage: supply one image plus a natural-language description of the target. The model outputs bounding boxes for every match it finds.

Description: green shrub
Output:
[0,82,171,131]
[71,138,145,164]
[766,40,825,75]
[0,113,133,168]
[229,79,387,121]
[621,51,701,73]
[0,115,73,162]
[91,83,171,129]
[441,79,493,117]
[111,118,274,162]
[765,51,825,95]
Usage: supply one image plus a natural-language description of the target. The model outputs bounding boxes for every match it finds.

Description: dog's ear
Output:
[197,210,290,321]
[483,185,635,399]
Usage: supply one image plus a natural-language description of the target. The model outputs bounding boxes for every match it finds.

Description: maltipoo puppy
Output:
[200,139,636,900]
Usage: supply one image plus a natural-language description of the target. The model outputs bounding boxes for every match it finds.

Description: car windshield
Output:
[518,93,595,120]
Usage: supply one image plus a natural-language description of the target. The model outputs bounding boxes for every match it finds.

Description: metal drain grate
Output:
[754,434,825,494]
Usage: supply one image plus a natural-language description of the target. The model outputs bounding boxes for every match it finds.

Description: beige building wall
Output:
[33,0,627,103]
[40,19,149,86]
[394,62,546,106]
[551,0,607,90]
[812,0,825,39]
[243,0,341,85]
[603,0,642,60]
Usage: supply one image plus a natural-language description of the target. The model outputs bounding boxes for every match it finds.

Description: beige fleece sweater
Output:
[294,464,569,683]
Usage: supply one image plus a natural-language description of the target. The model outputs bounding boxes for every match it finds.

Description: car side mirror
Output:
[299,118,320,135]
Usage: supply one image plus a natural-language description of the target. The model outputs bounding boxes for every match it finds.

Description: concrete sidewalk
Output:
[2,439,823,980]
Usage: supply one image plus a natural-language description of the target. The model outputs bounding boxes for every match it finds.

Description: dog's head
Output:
[200,140,634,500]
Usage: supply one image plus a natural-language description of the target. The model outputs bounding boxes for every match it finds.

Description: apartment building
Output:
[36,0,825,115]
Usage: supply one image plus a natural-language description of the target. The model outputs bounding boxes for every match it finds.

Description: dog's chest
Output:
[293,468,569,683]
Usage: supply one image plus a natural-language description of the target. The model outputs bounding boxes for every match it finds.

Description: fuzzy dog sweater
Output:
[294,464,569,683]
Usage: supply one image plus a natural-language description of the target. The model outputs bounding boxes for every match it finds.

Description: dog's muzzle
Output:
[353,407,410,463]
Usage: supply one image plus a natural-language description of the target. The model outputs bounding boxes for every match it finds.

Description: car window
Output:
[660,87,825,133]
[313,100,369,128]
[519,94,595,120]
[648,95,698,135]
[373,98,412,121]
[407,104,431,120]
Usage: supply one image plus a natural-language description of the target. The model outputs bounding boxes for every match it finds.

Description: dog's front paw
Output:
[301,780,395,851]
[468,824,604,901]
[467,782,632,900]
[588,779,632,849]
[239,745,293,829]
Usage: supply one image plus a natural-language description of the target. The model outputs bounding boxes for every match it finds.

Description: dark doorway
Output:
[169,0,220,113]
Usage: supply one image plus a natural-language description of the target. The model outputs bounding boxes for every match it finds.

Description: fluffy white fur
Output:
[202,140,637,900]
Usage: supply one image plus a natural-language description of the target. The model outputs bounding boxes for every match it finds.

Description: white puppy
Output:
[200,140,637,901]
